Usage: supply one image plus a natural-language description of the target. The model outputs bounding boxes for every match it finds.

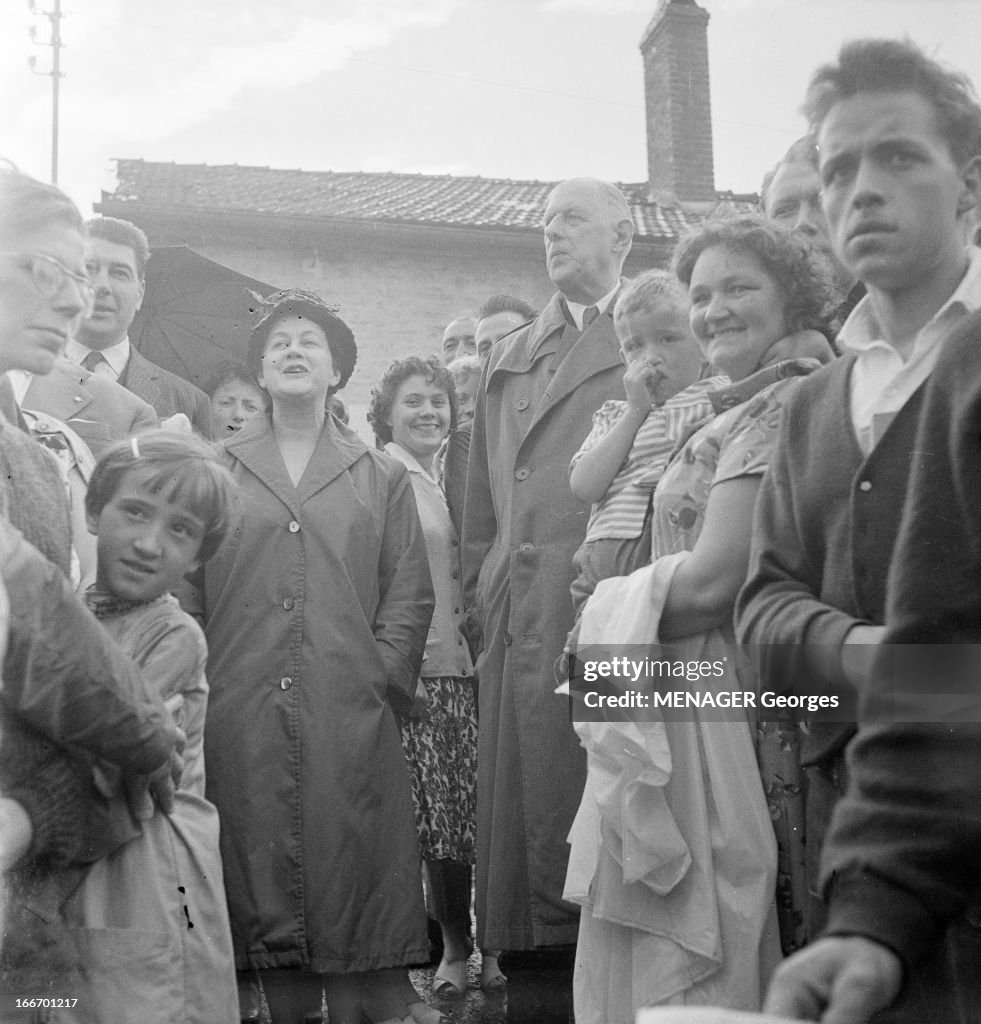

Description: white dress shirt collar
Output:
[5,370,32,405]
[839,246,981,357]
[565,282,620,331]
[838,247,981,454]
[66,336,131,380]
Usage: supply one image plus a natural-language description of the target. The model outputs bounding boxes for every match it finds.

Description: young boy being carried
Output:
[567,269,725,622]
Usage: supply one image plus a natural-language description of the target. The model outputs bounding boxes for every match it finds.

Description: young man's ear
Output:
[85,511,99,536]
[956,154,981,217]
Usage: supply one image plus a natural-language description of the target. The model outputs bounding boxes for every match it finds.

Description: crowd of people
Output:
[2,33,981,1024]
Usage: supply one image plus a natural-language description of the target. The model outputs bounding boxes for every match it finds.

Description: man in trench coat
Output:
[461,177,633,1017]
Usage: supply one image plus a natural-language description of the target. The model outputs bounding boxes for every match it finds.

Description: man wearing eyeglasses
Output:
[6,252,159,459]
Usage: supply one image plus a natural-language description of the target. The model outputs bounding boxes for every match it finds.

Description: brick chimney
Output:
[640,0,715,205]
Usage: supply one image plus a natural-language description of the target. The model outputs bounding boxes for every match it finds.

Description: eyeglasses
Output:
[0,250,96,317]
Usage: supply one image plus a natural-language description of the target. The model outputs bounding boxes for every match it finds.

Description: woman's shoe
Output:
[432,956,468,1000]
[479,951,507,994]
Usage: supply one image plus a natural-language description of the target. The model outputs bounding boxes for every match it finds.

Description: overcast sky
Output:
[3,0,981,216]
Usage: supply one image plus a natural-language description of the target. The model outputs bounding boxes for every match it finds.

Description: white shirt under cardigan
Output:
[384,441,473,680]
[839,246,981,455]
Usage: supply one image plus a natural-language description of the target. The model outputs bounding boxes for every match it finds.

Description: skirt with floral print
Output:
[400,675,477,864]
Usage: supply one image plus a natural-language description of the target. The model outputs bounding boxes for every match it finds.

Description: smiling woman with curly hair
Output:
[369,355,490,1006]
[673,212,838,340]
[566,213,838,1021]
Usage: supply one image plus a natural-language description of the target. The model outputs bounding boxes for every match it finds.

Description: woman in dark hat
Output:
[200,290,436,1024]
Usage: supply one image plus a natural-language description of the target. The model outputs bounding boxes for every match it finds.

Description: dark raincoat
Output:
[203,415,434,972]
[462,293,625,949]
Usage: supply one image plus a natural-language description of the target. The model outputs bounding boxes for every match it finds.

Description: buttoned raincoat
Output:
[461,293,625,949]
[202,414,434,973]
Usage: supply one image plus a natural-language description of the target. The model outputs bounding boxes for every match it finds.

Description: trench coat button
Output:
[504,631,512,646]
[288,520,301,533]
[858,480,872,492]
[73,395,83,403]
[516,398,529,411]
[36,419,51,431]
[283,597,295,610]
[519,542,534,556]
[515,466,530,481]
[280,676,292,690]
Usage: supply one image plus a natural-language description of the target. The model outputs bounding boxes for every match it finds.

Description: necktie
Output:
[581,305,599,331]
[81,350,106,373]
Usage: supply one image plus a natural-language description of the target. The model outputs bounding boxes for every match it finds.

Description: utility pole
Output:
[28,0,64,185]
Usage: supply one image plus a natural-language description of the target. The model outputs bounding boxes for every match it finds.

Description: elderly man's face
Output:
[543,180,627,304]
[766,161,829,246]
[442,317,477,360]
[766,158,855,291]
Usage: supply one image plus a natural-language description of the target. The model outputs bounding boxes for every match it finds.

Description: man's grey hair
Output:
[549,177,632,225]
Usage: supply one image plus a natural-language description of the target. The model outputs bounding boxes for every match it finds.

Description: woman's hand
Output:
[405,680,430,721]
[123,704,187,820]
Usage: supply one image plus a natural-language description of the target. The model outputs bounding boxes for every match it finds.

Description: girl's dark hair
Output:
[367,354,457,447]
[86,430,237,562]
[672,213,837,334]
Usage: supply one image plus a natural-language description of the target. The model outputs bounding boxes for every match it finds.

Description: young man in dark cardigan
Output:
[736,37,981,1022]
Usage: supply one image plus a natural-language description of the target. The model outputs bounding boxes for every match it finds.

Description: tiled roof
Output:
[104,160,754,242]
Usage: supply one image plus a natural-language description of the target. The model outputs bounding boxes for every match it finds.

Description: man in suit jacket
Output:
[461,178,632,1021]
[70,217,212,438]
[17,356,157,458]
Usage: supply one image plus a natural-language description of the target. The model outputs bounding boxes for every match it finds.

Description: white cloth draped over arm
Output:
[564,553,780,1012]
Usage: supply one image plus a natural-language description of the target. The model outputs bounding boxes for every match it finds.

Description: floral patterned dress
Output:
[384,442,477,865]
[651,362,817,956]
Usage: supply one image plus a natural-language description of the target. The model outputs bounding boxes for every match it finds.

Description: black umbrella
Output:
[130,246,279,393]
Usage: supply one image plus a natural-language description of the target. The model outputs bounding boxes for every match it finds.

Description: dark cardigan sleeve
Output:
[821,310,981,969]
[736,377,860,693]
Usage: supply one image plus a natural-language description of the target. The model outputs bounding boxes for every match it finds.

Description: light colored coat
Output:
[383,442,472,679]
[22,357,158,458]
[61,596,237,1024]
[461,291,625,949]
[202,415,434,972]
